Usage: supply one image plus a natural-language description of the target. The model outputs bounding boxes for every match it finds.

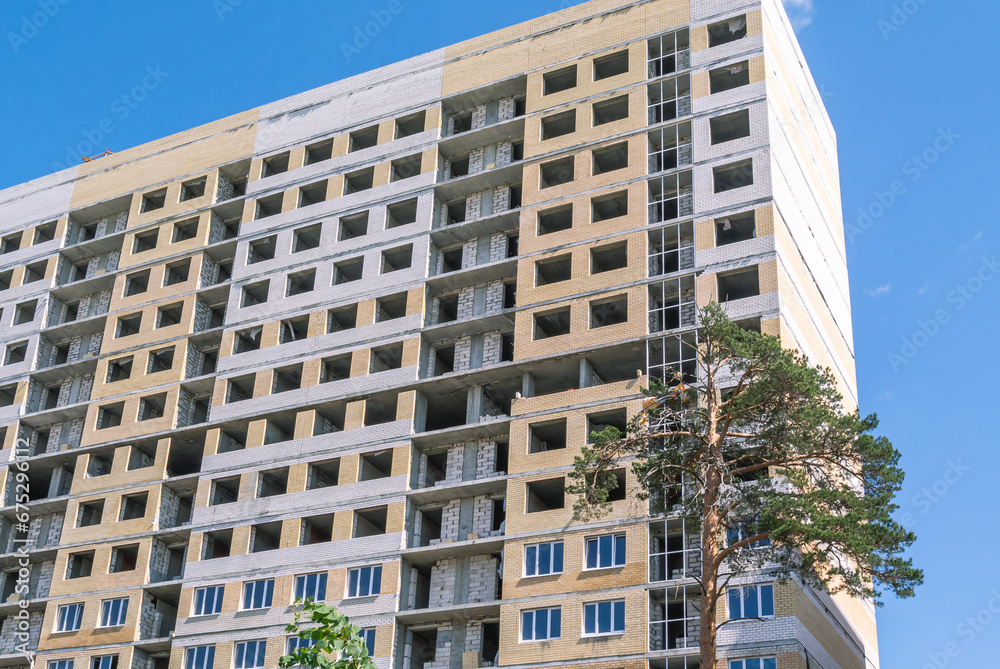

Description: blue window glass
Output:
[760,585,774,617]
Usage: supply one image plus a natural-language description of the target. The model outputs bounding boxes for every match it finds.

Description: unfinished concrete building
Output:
[0,1,870,669]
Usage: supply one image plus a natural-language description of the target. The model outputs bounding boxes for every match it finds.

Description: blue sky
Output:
[1,0,997,665]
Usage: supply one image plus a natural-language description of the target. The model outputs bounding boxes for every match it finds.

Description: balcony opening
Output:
[710,62,750,94]
[543,65,577,95]
[388,198,419,228]
[540,157,574,189]
[264,414,297,445]
[248,236,277,264]
[305,402,345,438]
[156,304,183,328]
[449,155,470,179]
[391,155,423,182]
[371,343,404,373]
[535,255,572,287]
[234,327,262,354]
[218,426,247,454]
[606,469,627,501]
[241,280,269,307]
[141,189,167,213]
[257,467,289,498]
[593,96,629,126]
[503,282,517,310]
[591,242,628,274]
[97,402,125,429]
[541,110,576,140]
[422,451,447,487]
[54,344,70,364]
[714,160,754,193]
[211,477,240,505]
[446,199,467,225]
[407,629,438,669]
[594,50,629,81]
[334,257,364,284]
[279,316,309,345]
[67,551,95,578]
[354,506,388,538]
[437,294,459,323]
[5,341,28,365]
[344,167,375,195]
[165,436,204,476]
[123,270,150,297]
[120,492,148,520]
[382,245,413,273]
[526,478,565,513]
[328,303,359,332]
[415,507,442,547]
[173,218,200,243]
[298,182,328,208]
[68,261,88,283]
[592,191,629,222]
[590,295,629,328]
[716,212,756,245]
[293,224,322,252]
[538,205,573,236]
[452,111,472,134]
[132,231,158,254]
[202,529,233,559]
[593,141,629,175]
[378,293,408,322]
[533,307,571,340]
[396,111,427,139]
[587,409,628,442]
[272,364,303,394]
[34,222,57,244]
[262,152,290,178]
[226,375,255,404]
[528,419,567,453]
[513,140,525,161]
[14,300,38,325]
[308,458,341,489]
[0,232,22,254]
[440,247,463,274]
[360,450,394,481]
[127,442,156,470]
[717,267,760,302]
[250,521,282,553]
[710,109,751,144]
[77,500,104,527]
[164,260,190,287]
[255,194,284,220]
[502,333,515,361]
[364,394,398,426]
[510,184,523,208]
[0,269,12,291]
[422,387,466,431]
[708,15,747,47]
[349,126,380,152]
[286,269,316,297]
[301,514,334,545]
[109,544,139,573]
[432,345,455,376]
[305,140,334,165]
[320,354,353,384]
[147,348,175,374]
[339,211,369,240]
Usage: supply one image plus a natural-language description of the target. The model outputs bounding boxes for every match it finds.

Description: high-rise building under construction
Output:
[0,1,868,669]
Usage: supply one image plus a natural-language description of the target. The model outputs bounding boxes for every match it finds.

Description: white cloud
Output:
[865,284,892,298]
[960,231,984,252]
[783,0,816,30]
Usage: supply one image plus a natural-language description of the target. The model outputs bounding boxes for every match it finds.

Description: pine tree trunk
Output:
[699,459,722,669]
